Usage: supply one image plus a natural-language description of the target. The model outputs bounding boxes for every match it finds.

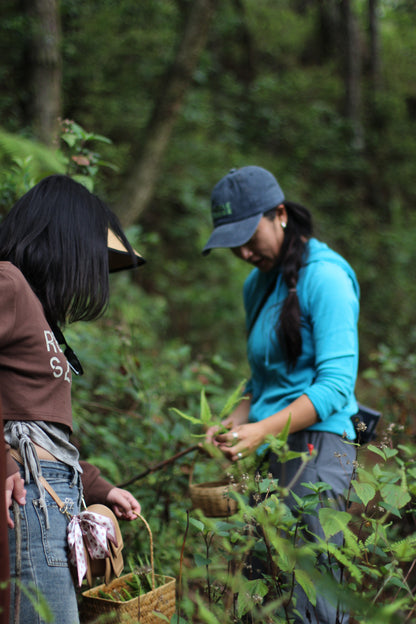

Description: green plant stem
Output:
[204,531,215,605]
[393,558,416,602]
[285,457,309,493]
[372,573,394,604]
[177,509,190,622]
[405,604,416,623]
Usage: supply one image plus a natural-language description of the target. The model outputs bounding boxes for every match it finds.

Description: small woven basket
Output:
[81,572,175,623]
[81,514,176,623]
[189,478,241,517]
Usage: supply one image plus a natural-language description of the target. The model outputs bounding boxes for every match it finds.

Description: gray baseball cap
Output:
[203,166,285,254]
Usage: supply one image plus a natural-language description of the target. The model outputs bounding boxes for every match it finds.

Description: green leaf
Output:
[200,389,212,425]
[258,477,277,494]
[378,501,402,518]
[276,547,296,574]
[318,507,352,539]
[367,444,387,460]
[194,553,211,567]
[383,447,398,459]
[294,569,316,606]
[72,174,94,191]
[170,616,189,624]
[152,611,170,622]
[189,517,205,532]
[377,598,412,620]
[302,481,332,494]
[194,597,223,624]
[325,542,363,582]
[380,483,411,510]
[279,414,291,442]
[0,128,66,177]
[20,583,54,622]
[342,525,362,557]
[356,466,378,487]
[391,534,416,561]
[61,133,77,148]
[169,407,201,425]
[218,379,247,420]
[236,578,268,618]
[92,133,113,144]
[214,520,244,533]
[352,480,376,506]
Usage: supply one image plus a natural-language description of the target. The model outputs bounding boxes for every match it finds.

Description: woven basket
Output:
[189,478,241,517]
[81,514,175,623]
[81,572,175,623]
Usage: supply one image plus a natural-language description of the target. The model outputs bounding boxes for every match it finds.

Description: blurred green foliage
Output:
[1,1,416,619]
[173,420,416,623]
[1,0,416,371]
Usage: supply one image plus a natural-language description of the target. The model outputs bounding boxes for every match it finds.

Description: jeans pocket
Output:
[33,496,75,567]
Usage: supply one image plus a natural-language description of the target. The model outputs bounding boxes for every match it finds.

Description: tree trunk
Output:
[30,0,62,146]
[368,0,381,92]
[340,0,364,149]
[316,0,341,63]
[119,0,218,227]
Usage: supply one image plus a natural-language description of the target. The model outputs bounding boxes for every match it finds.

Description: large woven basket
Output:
[81,514,175,623]
[189,478,241,517]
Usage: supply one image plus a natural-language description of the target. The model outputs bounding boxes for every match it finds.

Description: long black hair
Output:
[0,174,135,326]
[267,200,313,368]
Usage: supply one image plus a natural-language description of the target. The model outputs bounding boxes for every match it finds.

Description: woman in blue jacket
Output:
[203,166,359,624]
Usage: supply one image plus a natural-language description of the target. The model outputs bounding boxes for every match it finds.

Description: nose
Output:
[233,245,253,262]
[238,246,252,261]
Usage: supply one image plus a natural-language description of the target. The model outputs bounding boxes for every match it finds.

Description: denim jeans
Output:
[8,461,82,624]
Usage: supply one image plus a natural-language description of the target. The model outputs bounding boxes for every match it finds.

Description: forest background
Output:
[1,0,416,620]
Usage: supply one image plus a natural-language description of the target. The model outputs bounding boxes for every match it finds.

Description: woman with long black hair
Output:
[204,166,359,624]
[1,174,144,624]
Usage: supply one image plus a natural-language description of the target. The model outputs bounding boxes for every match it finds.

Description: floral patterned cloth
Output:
[67,509,118,586]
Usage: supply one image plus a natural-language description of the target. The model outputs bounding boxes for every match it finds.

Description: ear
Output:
[276,204,288,224]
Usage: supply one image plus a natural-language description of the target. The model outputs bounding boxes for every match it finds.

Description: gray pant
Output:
[250,431,356,624]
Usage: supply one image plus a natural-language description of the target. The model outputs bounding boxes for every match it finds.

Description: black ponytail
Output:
[273,201,313,368]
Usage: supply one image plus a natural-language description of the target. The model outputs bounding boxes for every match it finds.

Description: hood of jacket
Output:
[303,238,360,299]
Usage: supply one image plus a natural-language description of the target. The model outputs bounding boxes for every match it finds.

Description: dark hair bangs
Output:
[0,175,113,325]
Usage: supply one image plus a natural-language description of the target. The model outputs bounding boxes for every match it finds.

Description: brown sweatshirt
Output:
[0,261,112,504]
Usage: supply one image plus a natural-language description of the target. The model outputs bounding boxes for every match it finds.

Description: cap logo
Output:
[212,201,232,220]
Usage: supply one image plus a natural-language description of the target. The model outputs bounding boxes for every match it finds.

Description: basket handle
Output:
[132,513,155,591]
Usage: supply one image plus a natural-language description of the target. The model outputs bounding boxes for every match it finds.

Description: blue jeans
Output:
[8,461,82,624]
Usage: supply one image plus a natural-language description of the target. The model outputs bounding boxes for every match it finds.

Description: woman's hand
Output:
[6,471,26,529]
[204,395,252,449]
[205,422,231,446]
[214,421,266,462]
[106,487,141,521]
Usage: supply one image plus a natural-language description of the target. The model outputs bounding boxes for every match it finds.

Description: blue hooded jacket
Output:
[244,238,360,439]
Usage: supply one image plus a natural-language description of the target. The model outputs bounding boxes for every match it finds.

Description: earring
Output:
[281,222,286,229]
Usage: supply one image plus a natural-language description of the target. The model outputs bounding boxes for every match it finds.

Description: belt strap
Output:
[10,448,66,510]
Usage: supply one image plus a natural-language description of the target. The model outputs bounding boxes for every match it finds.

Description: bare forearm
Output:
[261,394,318,438]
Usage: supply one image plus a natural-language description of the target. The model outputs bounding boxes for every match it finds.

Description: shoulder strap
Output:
[49,321,84,376]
